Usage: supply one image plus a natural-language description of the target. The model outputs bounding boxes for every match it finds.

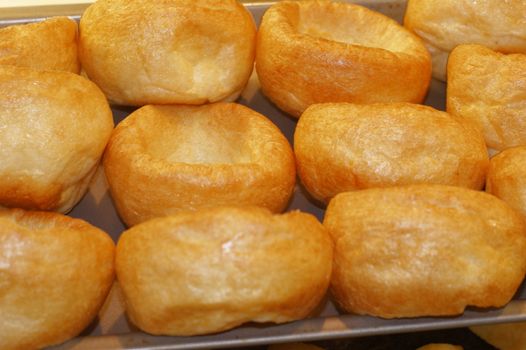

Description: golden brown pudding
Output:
[405,0,526,81]
[471,323,526,350]
[256,0,431,117]
[447,44,526,152]
[0,17,79,73]
[103,103,296,226]
[324,185,526,318]
[294,102,488,203]
[417,345,463,350]
[0,65,114,213]
[116,206,333,335]
[486,146,526,219]
[0,209,115,350]
[79,0,256,105]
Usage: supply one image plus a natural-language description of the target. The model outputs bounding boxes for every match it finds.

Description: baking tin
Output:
[1,1,525,349]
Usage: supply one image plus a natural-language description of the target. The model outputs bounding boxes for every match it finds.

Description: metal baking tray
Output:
[1,1,526,349]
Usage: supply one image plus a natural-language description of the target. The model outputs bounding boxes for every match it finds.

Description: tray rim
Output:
[53,299,526,349]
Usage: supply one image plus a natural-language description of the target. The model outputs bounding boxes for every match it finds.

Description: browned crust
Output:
[0,17,79,73]
[486,146,526,219]
[405,0,526,81]
[294,102,488,203]
[447,44,526,151]
[115,206,333,335]
[324,185,526,318]
[103,103,296,226]
[0,65,114,213]
[79,0,256,105]
[0,208,115,350]
[256,1,431,117]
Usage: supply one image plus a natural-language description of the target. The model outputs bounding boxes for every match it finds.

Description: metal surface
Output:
[52,299,526,350]
[2,1,525,349]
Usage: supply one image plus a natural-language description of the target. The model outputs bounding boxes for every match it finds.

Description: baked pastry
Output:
[115,206,333,335]
[294,102,488,204]
[255,0,431,117]
[486,146,526,219]
[447,44,526,152]
[471,323,526,350]
[0,17,79,73]
[404,0,526,81]
[417,345,463,350]
[103,103,295,226]
[324,185,526,318]
[0,65,114,213]
[0,208,115,350]
[79,0,256,106]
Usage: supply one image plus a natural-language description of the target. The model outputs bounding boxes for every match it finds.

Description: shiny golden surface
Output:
[0,65,113,212]
[0,17,79,73]
[256,0,431,117]
[116,206,333,336]
[79,0,256,106]
[294,102,488,203]
[447,44,526,152]
[405,0,526,81]
[486,146,526,219]
[324,185,526,318]
[0,208,115,350]
[103,103,296,226]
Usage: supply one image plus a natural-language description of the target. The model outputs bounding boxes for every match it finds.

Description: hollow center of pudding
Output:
[144,107,254,165]
[295,4,413,53]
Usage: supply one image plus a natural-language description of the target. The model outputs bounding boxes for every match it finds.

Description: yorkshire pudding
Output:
[103,103,296,226]
[294,102,488,204]
[417,346,463,350]
[116,206,333,335]
[0,208,115,350]
[471,323,526,350]
[486,146,526,220]
[255,0,431,117]
[324,185,526,318]
[79,0,256,106]
[447,44,526,152]
[0,65,114,213]
[405,0,526,81]
[0,17,79,73]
